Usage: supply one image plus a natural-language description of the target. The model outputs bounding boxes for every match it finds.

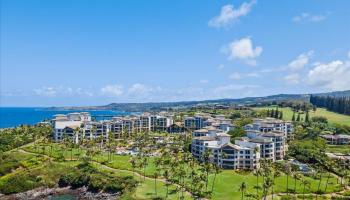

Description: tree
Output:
[129,157,137,177]
[296,113,301,122]
[211,163,222,194]
[279,111,283,120]
[285,163,291,195]
[301,179,310,200]
[254,168,262,198]
[305,111,310,122]
[292,112,296,121]
[239,182,247,200]
[154,157,162,197]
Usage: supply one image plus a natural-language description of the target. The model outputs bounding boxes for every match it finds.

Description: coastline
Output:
[0,186,120,200]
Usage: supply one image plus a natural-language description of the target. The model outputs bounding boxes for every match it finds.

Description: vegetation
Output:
[254,106,350,126]
[310,95,350,115]
[58,160,137,193]
[0,124,52,152]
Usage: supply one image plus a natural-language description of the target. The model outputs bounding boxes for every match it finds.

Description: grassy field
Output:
[18,142,344,199]
[0,149,190,200]
[326,145,350,154]
[254,106,350,126]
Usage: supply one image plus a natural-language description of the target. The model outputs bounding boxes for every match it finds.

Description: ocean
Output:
[0,107,129,128]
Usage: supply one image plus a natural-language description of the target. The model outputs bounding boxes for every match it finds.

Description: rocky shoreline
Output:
[0,186,120,200]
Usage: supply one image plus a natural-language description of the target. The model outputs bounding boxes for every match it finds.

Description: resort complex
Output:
[190,118,289,170]
[53,112,174,142]
[53,111,292,170]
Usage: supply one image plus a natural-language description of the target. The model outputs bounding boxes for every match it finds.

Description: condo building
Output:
[244,118,293,138]
[53,112,174,143]
[191,117,289,169]
[191,126,261,170]
[184,114,234,132]
[321,134,350,145]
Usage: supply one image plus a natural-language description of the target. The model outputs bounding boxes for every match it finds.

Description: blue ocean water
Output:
[0,107,129,128]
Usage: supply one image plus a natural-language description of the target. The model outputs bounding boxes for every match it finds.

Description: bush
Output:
[0,173,41,194]
[58,163,138,193]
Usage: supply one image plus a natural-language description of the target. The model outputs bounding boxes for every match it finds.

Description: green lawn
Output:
[326,145,350,154]
[20,142,344,199]
[207,170,340,200]
[254,107,350,126]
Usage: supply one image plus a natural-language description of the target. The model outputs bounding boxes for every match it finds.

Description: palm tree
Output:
[129,156,137,177]
[285,163,291,195]
[74,127,80,144]
[300,179,310,200]
[254,168,261,198]
[164,169,170,198]
[154,157,162,197]
[202,149,212,192]
[211,163,222,194]
[291,164,300,195]
[239,182,247,200]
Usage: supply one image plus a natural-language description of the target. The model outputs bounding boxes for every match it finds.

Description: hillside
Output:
[48,90,350,112]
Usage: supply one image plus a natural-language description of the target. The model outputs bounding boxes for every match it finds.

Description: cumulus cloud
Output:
[307,60,350,90]
[229,72,241,80]
[293,12,328,23]
[100,84,123,96]
[288,51,313,70]
[208,0,256,28]
[283,73,300,85]
[222,37,263,65]
[128,83,161,96]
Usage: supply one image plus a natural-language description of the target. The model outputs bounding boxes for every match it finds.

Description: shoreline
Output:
[0,186,120,200]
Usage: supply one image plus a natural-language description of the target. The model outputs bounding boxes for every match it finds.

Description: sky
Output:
[1,0,350,107]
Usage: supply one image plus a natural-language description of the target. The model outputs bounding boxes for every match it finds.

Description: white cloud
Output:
[100,84,123,96]
[229,72,241,80]
[307,60,350,90]
[34,87,58,97]
[293,12,327,23]
[208,0,256,28]
[283,73,300,85]
[246,72,261,77]
[34,86,94,97]
[218,64,225,70]
[222,37,263,65]
[288,51,313,70]
[200,79,209,84]
[128,83,161,96]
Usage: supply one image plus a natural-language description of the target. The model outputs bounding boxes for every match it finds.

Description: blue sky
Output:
[1,0,350,107]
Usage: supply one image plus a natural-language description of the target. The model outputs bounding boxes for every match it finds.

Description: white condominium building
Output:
[191,127,260,170]
[245,129,287,161]
[244,118,293,138]
[53,112,174,143]
[184,113,234,132]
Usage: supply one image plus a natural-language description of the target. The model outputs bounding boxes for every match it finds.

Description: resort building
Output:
[184,113,234,132]
[244,118,293,138]
[53,112,174,143]
[244,130,287,161]
[190,117,289,169]
[191,126,261,170]
[321,134,350,145]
